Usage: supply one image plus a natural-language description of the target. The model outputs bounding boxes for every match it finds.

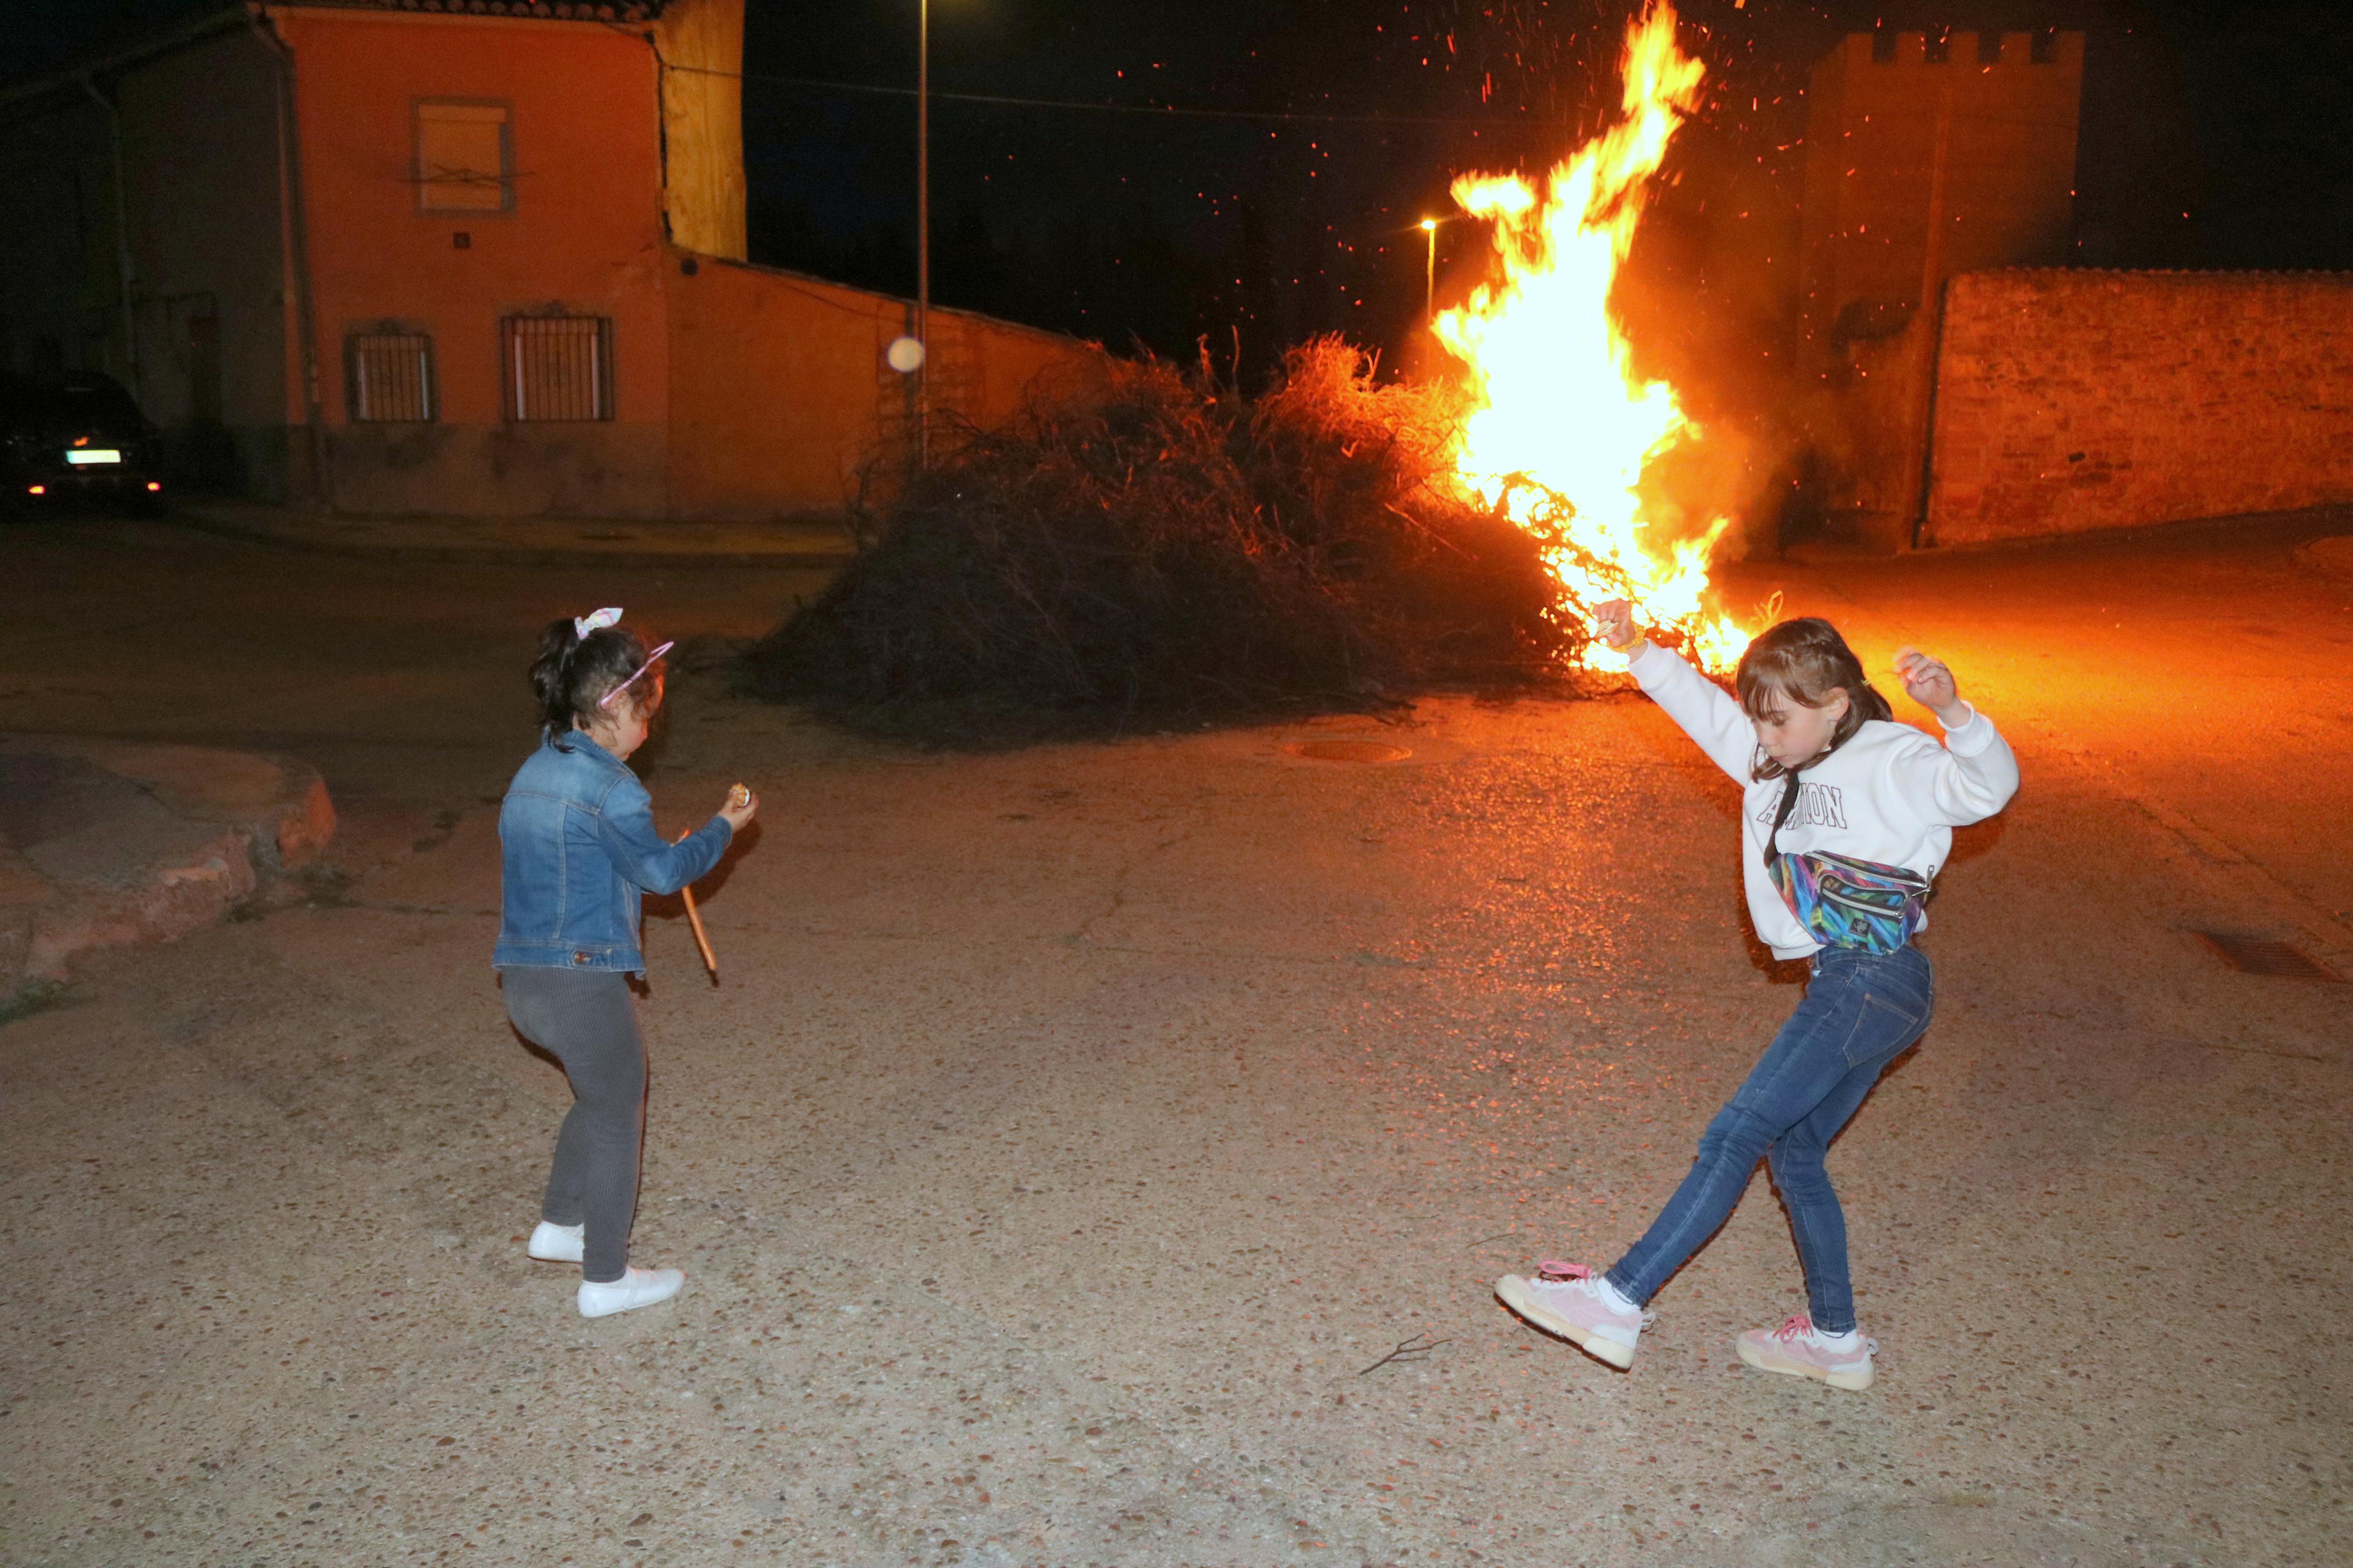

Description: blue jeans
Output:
[1605,945,1934,1335]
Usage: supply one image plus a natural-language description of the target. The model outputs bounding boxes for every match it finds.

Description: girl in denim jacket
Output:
[494,609,758,1318]
[1496,607,2017,1389]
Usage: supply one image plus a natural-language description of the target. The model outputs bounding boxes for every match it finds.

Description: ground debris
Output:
[1358,1331,1450,1376]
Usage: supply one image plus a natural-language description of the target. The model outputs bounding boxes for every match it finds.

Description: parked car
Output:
[0,371,166,512]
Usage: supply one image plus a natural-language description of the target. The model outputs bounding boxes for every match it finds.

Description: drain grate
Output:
[1286,739,1411,764]
[2194,931,2342,982]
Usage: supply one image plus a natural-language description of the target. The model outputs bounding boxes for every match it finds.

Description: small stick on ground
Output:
[1358,1332,1450,1376]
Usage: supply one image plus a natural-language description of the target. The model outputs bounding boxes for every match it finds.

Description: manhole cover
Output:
[1286,739,1411,764]
[2295,535,2353,579]
[2194,930,2341,982]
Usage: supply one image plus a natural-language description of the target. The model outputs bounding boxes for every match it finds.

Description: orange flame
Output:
[1433,1,1751,672]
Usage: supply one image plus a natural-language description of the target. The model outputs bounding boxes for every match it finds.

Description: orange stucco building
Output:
[0,0,1094,520]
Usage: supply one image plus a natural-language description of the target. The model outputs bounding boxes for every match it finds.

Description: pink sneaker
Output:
[1493,1261,1651,1370]
[1736,1314,1878,1391]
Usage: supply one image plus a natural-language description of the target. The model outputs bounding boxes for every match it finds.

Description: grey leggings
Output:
[501,968,646,1283]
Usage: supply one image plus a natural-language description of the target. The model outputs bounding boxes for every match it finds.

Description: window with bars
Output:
[415,100,512,214]
[346,330,435,422]
[501,315,613,422]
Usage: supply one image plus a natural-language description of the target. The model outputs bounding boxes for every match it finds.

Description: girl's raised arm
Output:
[595,774,732,895]
[1629,645,1761,786]
[1595,603,1752,785]
[1886,650,2020,826]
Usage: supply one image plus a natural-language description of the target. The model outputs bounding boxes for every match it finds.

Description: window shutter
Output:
[416,102,510,213]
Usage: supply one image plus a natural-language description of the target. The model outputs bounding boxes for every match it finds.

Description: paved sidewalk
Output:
[176,499,860,568]
[0,734,333,1002]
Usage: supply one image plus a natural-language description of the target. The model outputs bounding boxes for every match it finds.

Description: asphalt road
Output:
[2,510,2348,1567]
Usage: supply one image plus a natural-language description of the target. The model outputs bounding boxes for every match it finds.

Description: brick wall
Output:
[1927,269,2353,545]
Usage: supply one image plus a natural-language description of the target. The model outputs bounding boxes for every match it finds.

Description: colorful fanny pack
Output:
[1766,850,1933,955]
[1759,767,1932,954]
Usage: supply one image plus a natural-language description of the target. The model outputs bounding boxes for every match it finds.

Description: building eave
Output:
[0,0,673,113]
[0,7,249,112]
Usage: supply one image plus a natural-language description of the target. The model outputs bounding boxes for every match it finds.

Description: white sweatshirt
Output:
[1632,643,2021,960]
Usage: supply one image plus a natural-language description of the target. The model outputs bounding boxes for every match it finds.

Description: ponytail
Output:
[529,616,655,738]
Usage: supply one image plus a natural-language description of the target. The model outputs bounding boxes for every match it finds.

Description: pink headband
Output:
[598,640,673,709]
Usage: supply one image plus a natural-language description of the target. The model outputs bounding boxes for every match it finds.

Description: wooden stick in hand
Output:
[676,829,719,979]
[678,786,753,982]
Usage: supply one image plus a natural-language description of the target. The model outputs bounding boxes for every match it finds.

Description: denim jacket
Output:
[493,730,733,975]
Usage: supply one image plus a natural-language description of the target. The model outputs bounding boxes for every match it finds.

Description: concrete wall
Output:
[1798,31,2082,534]
[1926,269,2353,546]
[0,95,129,377]
[281,9,673,517]
[665,255,1103,521]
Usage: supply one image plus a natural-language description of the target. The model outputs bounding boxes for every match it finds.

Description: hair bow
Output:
[574,606,623,639]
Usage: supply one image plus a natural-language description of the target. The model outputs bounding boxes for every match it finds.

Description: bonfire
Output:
[749,1,1752,741]
[1433,0,1751,671]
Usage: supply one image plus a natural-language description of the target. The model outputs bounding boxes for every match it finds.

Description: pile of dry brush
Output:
[747,338,1610,743]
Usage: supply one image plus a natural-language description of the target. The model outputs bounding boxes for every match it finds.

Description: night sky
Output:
[9,0,2351,396]
[742,0,2352,393]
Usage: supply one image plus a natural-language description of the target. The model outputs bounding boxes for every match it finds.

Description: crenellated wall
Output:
[1800,30,2084,357]
[1925,269,2353,545]
[1798,30,2084,539]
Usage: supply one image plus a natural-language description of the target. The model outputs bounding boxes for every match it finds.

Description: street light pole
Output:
[916,0,931,464]
[1419,218,1437,319]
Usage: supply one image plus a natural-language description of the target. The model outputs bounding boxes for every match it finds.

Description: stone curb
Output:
[0,735,336,1002]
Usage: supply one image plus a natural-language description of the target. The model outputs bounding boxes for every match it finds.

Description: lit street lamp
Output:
[917,0,931,460]
[880,2,943,463]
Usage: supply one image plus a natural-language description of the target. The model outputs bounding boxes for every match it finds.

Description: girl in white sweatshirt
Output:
[1496,606,2018,1391]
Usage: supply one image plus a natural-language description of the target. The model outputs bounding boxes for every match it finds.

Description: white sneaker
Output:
[1494,1260,1654,1370]
[526,1221,584,1263]
[1736,1314,1878,1391]
[577,1266,684,1318]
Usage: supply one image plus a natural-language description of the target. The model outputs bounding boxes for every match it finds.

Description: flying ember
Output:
[1433,1,1751,672]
